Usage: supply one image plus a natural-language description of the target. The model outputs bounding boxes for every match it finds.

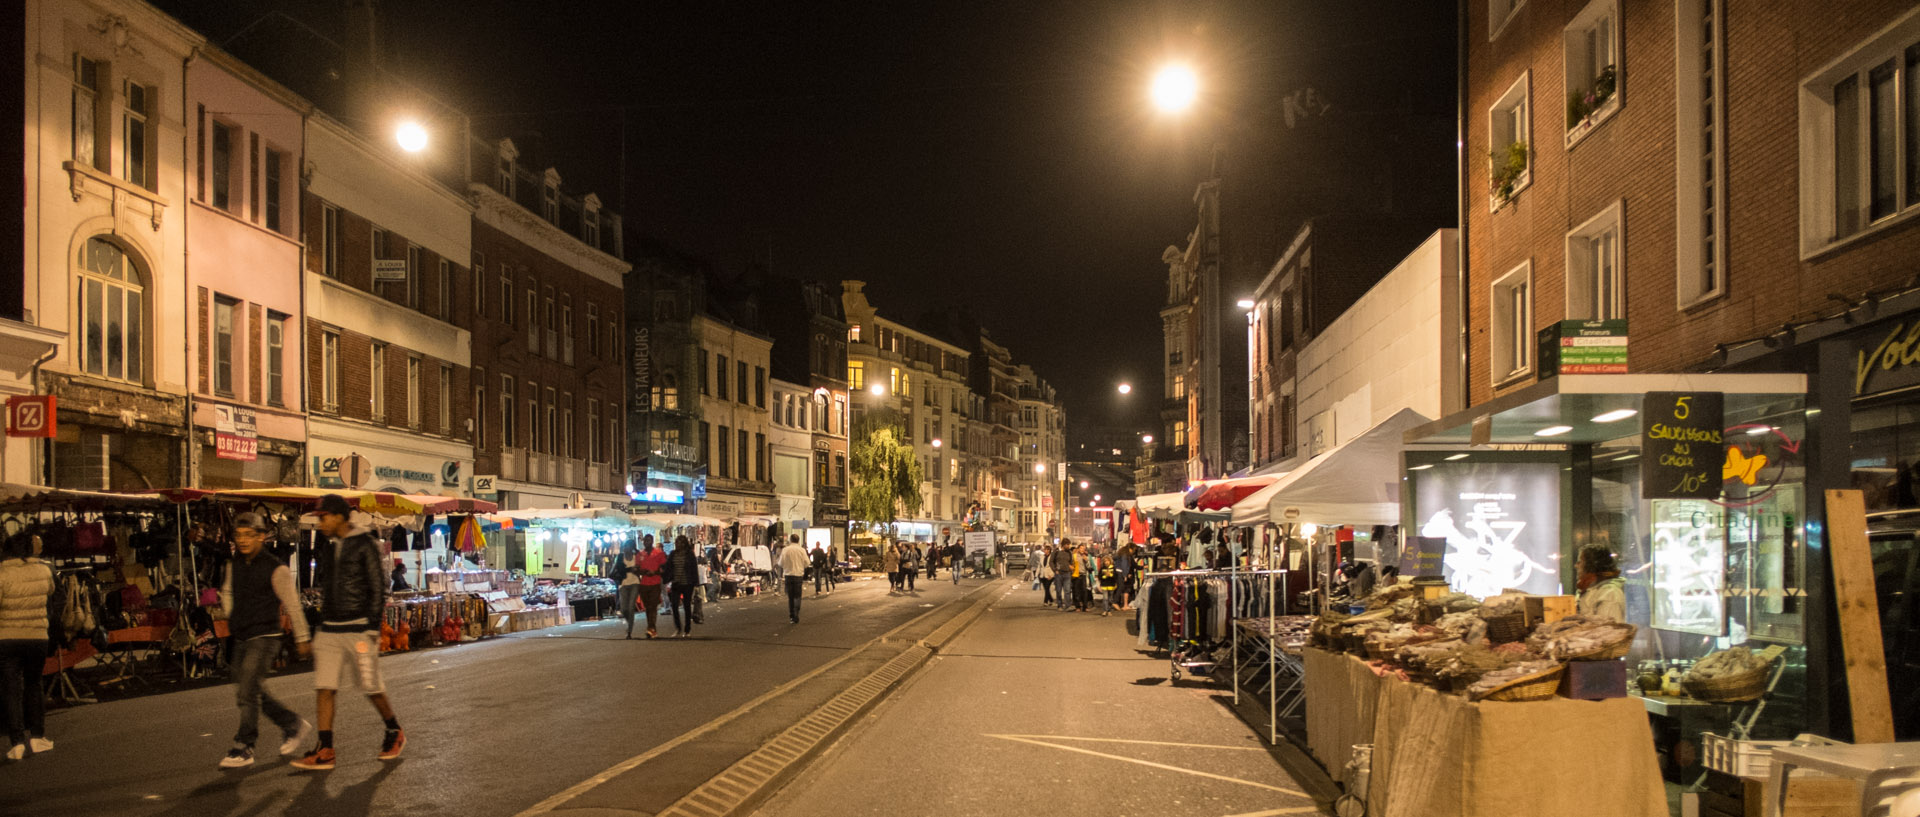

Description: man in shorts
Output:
[291,494,405,770]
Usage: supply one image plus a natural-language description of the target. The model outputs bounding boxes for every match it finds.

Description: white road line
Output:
[985,734,1310,798]
[991,734,1268,751]
[1222,807,1323,817]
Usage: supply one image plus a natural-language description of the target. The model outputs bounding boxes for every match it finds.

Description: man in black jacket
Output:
[291,495,404,771]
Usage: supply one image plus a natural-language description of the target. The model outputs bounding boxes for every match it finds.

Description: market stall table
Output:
[1766,742,1920,817]
[1303,647,1666,817]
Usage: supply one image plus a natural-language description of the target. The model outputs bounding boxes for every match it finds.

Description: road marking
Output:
[1223,808,1322,817]
[990,734,1267,751]
[984,734,1309,798]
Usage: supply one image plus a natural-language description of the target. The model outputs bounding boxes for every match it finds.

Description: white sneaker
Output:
[28,738,52,754]
[5,744,22,760]
[218,745,254,769]
[280,721,312,756]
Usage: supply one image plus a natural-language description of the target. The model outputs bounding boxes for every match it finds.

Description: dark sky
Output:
[157,0,1458,446]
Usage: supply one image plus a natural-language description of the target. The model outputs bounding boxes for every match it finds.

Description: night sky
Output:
[155,0,1458,447]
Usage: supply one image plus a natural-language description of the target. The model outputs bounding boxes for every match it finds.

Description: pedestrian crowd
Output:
[1023,536,1236,615]
[881,537,970,594]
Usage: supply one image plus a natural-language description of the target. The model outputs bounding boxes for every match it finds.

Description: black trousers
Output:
[0,639,47,744]
[785,576,805,621]
[668,582,699,633]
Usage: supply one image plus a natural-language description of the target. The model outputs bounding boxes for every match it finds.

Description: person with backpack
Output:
[217,513,313,769]
[0,532,53,760]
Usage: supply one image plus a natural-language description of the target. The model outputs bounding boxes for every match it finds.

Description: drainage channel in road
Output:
[518,579,1005,817]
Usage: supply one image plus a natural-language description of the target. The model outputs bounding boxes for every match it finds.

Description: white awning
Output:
[1134,491,1188,519]
[1231,407,1432,527]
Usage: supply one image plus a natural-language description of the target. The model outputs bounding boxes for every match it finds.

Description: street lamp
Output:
[932,438,942,449]
[869,383,885,397]
[1034,463,1047,475]
[1142,434,1154,444]
[395,120,429,153]
[1150,63,1200,114]
[1079,480,1089,489]
[1236,298,1256,309]
[1117,383,1132,395]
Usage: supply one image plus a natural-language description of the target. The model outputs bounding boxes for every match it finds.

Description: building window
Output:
[848,360,865,390]
[1802,11,1920,252]
[1491,262,1533,384]
[474,383,485,445]
[609,417,619,463]
[213,295,237,396]
[1171,373,1185,400]
[407,246,424,309]
[439,364,452,434]
[1564,0,1620,147]
[322,331,340,410]
[75,238,145,383]
[699,422,712,470]
[72,55,102,170]
[544,289,557,358]
[583,203,600,246]
[438,259,452,319]
[371,343,387,420]
[755,433,767,481]
[501,376,516,447]
[587,303,600,356]
[698,350,710,395]
[889,367,900,395]
[561,300,574,364]
[1489,72,1531,210]
[1567,201,1625,321]
[265,311,286,406]
[407,356,422,430]
[122,81,152,189]
[372,228,387,272]
[588,399,601,462]
[263,147,284,232]
[472,252,486,317]
[561,396,574,459]
[322,206,341,279]
[497,154,515,197]
[1172,420,1187,449]
[738,428,750,480]
[1489,0,1525,39]
[527,385,541,453]
[737,361,749,405]
[210,121,235,211]
[542,181,559,223]
[718,425,731,478]
[249,134,261,222]
[526,286,539,353]
[755,366,766,408]
[717,354,730,400]
[1676,0,1726,305]
[500,267,514,324]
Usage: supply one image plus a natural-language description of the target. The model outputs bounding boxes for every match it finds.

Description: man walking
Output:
[780,534,808,624]
[635,534,666,639]
[291,495,404,771]
[217,513,313,769]
[899,543,919,592]
[665,535,702,638]
[811,544,832,596]
[1050,542,1075,611]
[948,539,965,584]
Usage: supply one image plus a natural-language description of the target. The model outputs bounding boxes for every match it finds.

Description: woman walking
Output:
[0,532,54,759]
[1037,546,1055,605]
[635,535,667,639]
[665,535,702,638]
[614,545,640,638]
[899,544,919,592]
[882,544,901,594]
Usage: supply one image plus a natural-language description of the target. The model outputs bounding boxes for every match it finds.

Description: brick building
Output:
[464,137,629,510]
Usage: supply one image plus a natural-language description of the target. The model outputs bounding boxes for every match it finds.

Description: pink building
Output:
[182,49,307,488]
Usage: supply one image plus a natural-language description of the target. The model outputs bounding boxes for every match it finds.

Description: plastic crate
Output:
[1700,733,1844,779]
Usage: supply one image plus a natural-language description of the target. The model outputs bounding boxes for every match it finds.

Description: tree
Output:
[848,407,925,539]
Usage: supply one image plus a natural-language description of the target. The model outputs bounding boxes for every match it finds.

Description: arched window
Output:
[75,237,145,382]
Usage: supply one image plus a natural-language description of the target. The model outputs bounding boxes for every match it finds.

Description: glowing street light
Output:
[1150,63,1199,114]
[1236,298,1256,309]
[395,121,429,153]
[1079,480,1089,489]
[932,438,942,449]
[1034,463,1047,475]
[1141,434,1154,444]
[1117,383,1132,395]
[869,383,886,397]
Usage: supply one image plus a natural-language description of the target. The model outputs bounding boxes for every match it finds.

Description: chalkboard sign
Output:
[1641,391,1724,500]
[1400,535,1447,578]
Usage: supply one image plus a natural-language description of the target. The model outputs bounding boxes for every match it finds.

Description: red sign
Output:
[216,433,258,461]
[1041,495,1054,510]
[5,396,55,438]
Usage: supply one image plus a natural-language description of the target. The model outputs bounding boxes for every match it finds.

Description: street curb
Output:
[516,580,1003,817]
[649,580,1006,817]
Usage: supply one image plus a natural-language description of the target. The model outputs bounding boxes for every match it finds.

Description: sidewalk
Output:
[753,581,1332,817]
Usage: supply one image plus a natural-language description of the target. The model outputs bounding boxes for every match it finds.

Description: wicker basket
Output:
[1485,612,1529,644]
[1475,664,1566,702]
[1683,666,1770,702]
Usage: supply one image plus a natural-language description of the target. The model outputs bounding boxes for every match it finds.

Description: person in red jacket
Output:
[635,534,667,639]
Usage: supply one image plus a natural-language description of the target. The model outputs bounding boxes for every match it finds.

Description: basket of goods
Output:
[1395,638,1465,683]
[1477,596,1530,644]
[1345,621,1388,654]
[1433,611,1489,644]
[1421,593,1481,624]
[1525,616,1637,661]
[1389,597,1423,623]
[1467,660,1565,702]
[1311,611,1351,648]
[1682,647,1775,702]
[1364,623,1441,661]
[1364,583,1420,611]
[1437,643,1538,692]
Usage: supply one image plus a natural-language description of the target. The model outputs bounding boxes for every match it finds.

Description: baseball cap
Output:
[316,494,354,518]
[232,512,271,533]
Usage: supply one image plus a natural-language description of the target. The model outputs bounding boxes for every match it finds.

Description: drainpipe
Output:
[1454,0,1471,414]
[298,104,312,485]
[183,47,200,489]
[29,345,56,486]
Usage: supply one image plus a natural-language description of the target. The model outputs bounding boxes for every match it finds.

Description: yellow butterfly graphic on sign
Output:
[1723,447,1768,486]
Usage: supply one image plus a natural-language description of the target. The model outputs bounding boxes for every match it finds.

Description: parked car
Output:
[1001,545,1031,571]
[845,544,883,573]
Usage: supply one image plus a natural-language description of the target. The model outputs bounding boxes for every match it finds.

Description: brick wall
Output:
[302,316,471,443]
[1465,0,1920,406]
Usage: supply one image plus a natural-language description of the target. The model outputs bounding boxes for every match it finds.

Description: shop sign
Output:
[441,460,461,487]
[212,405,258,461]
[1854,319,1920,396]
[473,474,498,499]
[1537,320,1628,377]
[816,506,850,526]
[1641,392,1724,500]
[375,465,437,484]
[631,326,651,413]
[964,530,994,555]
[373,258,408,281]
[1040,495,1053,510]
[1397,535,1447,578]
[5,395,55,438]
[317,453,372,489]
[630,485,685,504]
[1414,460,1563,597]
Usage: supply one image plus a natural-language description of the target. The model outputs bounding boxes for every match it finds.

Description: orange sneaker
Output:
[379,729,405,760]
[289,747,335,771]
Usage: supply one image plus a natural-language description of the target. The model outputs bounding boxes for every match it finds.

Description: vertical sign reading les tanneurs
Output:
[1641,392,1723,500]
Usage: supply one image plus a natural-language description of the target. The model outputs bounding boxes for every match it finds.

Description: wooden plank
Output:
[1824,489,1895,744]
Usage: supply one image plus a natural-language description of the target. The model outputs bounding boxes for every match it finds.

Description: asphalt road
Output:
[0,573,977,817]
[754,582,1323,817]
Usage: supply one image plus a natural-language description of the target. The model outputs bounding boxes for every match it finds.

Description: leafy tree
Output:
[848,407,925,539]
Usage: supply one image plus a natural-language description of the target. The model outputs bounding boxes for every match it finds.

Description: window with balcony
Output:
[1800,10,1920,254]
[1567,201,1625,321]
[1564,0,1621,147]
[1491,261,1533,384]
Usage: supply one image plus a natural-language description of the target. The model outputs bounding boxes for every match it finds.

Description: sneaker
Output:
[28,737,53,754]
[219,745,255,769]
[4,744,22,761]
[379,729,406,761]
[280,721,313,756]
[289,747,335,771]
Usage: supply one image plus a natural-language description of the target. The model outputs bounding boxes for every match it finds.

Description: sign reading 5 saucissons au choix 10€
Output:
[1641,391,1724,500]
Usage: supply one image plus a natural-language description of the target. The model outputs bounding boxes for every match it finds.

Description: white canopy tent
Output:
[1230,407,1432,527]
